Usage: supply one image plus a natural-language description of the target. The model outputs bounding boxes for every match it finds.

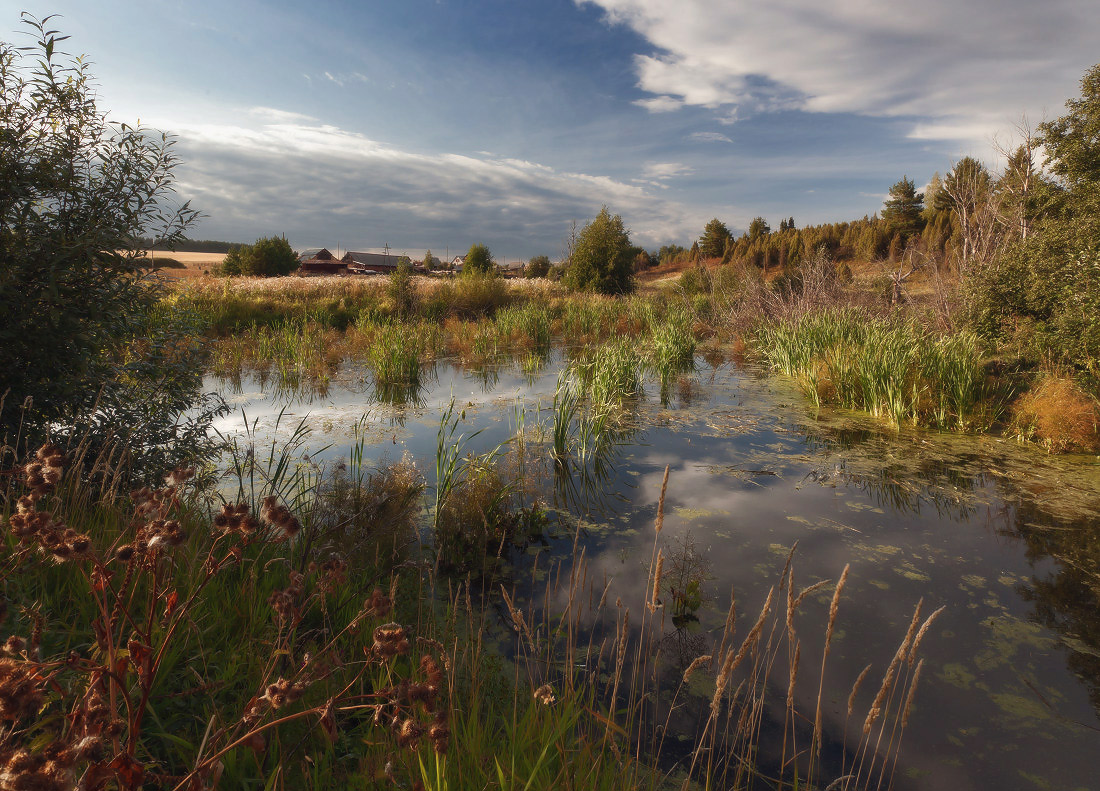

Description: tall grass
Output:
[0,409,942,790]
[756,309,999,429]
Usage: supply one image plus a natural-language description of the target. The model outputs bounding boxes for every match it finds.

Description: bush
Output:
[564,207,635,295]
[525,254,551,278]
[0,15,214,470]
[1012,374,1100,453]
[219,236,297,276]
[462,243,494,276]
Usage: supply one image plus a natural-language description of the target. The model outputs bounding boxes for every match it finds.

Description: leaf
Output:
[163,589,179,618]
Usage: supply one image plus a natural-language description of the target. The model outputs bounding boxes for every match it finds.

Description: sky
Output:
[3,0,1098,258]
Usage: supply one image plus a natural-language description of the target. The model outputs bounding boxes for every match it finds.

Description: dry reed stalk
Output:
[847,663,873,718]
[909,605,945,665]
[655,464,670,535]
[649,550,664,613]
[786,640,801,711]
[715,585,737,672]
[712,586,775,717]
[900,659,923,729]
[780,541,799,592]
[682,654,712,684]
[811,563,849,765]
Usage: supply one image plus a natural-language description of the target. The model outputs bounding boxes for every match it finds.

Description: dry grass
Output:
[1012,374,1100,453]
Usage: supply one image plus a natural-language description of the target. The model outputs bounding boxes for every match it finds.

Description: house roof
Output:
[298,247,332,262]
[345,251,398,268]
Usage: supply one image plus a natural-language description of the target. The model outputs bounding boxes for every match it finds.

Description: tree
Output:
[525,254,551,278]
[564,206,634,294]
[748,217,771,241]
[0,15,214,460]
[940,158,993,266]
[245,236,298,276]
[1040,64,1100,197]
[881,177,925,241]
[462,243,494,276]
[423,249,436,270]
[699,218,732,259]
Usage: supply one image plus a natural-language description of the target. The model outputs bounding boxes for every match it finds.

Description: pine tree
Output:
[881,177,925,241]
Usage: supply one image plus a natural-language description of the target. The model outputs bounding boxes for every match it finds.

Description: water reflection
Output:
[206,350,1100,790]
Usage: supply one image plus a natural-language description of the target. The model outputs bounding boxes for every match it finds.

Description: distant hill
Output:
[135,237,244,254]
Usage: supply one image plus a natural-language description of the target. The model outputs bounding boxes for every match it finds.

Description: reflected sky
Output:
[207,353,1100,790]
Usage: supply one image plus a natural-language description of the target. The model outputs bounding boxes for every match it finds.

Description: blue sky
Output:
[4,0,1098,258]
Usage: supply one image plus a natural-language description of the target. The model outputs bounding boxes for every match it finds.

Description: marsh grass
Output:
[756,309,1000,429]
[0,404,941,791]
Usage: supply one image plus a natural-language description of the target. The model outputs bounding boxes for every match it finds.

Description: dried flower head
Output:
[533,684,556,706]
[260,496,301,540]
[0,658,45,722]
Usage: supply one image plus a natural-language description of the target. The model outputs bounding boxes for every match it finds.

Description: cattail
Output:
[649,550,664,612]
[909,605,946,666]
[654,465,670,535]
[901,659,924,728]
[847,663,873,716]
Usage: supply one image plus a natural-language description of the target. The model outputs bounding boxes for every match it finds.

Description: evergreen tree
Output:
[881,177,925,241]
[699,218,733,258]
[748,217,771,240]
[564,206,634,294]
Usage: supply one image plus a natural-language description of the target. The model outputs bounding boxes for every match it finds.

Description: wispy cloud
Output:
[581,0,1099,146]
[167,117,705,253]
[642,162,694,180]
[689,131,733,144]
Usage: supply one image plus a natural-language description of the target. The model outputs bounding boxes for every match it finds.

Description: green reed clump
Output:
[649,308,697,377]
[369,323,429,391]
[495,302,553,354]
[756,309,996,429]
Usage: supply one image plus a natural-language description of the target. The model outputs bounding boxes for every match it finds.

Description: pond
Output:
[208,350,1100,791]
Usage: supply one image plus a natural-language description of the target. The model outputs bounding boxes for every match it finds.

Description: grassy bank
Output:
[169,269,1100,453]
[0,424,938,790]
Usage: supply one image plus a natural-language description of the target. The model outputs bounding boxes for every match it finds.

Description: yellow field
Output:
[147,251,226,279]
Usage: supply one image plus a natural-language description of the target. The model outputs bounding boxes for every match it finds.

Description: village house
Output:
[297,248,348,275]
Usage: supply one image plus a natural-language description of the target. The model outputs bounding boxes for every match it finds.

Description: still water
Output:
[208,352,1100,790]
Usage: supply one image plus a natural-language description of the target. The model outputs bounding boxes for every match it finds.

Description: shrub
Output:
[1012,374,1100,452]
[462,243,494,276]
[525,254,551,278]
[564,207,635,295]
[0,16,201,449]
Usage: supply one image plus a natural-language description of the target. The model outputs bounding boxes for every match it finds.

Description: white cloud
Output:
[642,162,695,180]
[165,117,706,253]
[581,0,1099,146]
[247,106,317,124]
[633,95,682,113]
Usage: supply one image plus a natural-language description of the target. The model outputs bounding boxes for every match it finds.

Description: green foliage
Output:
[564,206,635,294]
[699,218,733,258]
[0,14,215,468]
[423,249,436,269]
[387,257,417,318]
[748,216,771,240]
[525,254,551,278]
[963,63,1100,372]
[463,243,494,276]
[881,176,925,241]
[219,236,297,276]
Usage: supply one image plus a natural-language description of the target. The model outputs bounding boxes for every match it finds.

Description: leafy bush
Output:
[0,15,220,476]
[564,207,635,295]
